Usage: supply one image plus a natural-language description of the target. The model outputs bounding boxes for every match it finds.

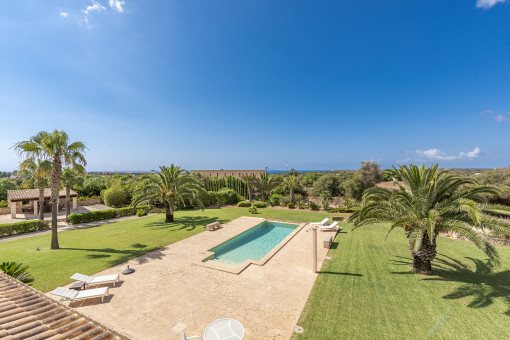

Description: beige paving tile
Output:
[51,216,332,340]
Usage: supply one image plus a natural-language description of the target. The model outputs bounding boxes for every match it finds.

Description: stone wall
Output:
[78,198,101,206]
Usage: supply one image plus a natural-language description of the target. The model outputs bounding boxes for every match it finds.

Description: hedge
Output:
[68,205,151,224]
[68,209,117,224]
[237,201,251,207]
[0,220,49,237]
[253,201,268,208]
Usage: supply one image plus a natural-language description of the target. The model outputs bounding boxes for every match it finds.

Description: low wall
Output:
[0,207,10,215]
[78,198,101,206]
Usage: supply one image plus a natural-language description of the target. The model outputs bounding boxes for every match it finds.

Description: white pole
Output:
[312,226,317,273]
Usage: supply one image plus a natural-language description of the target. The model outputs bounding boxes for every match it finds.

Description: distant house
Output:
[190,170,265,178]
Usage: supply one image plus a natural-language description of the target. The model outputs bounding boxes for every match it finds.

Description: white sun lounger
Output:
[50,286,109,302]
[71,273,120,287]
[318,221,339,231]
[309,218,329,226]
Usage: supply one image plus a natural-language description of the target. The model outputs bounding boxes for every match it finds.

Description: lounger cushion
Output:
[51,287,79,300]
[71,273,119,284]
[51,287,107,300]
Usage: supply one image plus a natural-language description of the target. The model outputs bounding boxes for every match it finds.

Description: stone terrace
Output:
[53,216,334,340]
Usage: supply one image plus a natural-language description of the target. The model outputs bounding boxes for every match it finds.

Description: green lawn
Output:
[294,223,510,339]
[0,207,331,292]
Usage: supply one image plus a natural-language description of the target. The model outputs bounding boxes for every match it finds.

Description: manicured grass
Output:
[0,207,332,292]
[293,223,510,339]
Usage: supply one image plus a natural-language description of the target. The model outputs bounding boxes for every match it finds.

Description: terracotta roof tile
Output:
[7,189,77,202]
[0,272,126,340]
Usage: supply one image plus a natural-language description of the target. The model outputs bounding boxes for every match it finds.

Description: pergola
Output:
[7,188,78,218]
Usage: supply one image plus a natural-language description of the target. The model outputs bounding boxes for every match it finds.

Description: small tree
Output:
[241,174,257,201]
[133,165,205,222]
[350,164,510,274]
[283,175,301,204]
[60,167,84,219]
[253,173,281,201]
[19,159,52,221]
[103,182,130,207]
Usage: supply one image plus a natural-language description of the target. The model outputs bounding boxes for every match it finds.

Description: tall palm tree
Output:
[253,173,281,201]
[19,159,52,221]
[61,167,84,220]
[13,130,86,249]
[133,165,205,222]
[283,175,300,204]
[241,174,257,201]
[350,164,510,274]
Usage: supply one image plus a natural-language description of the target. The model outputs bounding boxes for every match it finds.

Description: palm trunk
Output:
[50,158,61,249]
[65,186,71,219]
[38,187,44,221]
[248,187,253,202]
[409,232,436,274]
[165,202,174,222]
[290,188,295,204]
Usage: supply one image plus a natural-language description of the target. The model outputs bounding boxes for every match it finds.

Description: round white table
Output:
[203,318,244,340]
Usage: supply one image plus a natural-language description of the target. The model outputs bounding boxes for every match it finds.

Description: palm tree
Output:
[350,164,510,274]
[253,173,281,201]
[283,175,300,204]
[60,167,83,220]
[133,165,205,222]
[19,159,52,221]
[13,130,86,249]
[241,174,257,201]
[0,262,35,285]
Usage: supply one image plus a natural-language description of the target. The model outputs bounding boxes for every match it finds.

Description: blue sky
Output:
[0,0,509,171]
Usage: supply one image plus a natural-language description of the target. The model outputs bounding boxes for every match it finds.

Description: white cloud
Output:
[109,0,126,13]
[459,147,481,159]
[476,0,506,9]
[406,147,482,162]
[59,12,68,18]
[84,1,106,14]
[481,110,509,122]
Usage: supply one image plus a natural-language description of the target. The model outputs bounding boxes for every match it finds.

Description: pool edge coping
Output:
[192,218,307,275]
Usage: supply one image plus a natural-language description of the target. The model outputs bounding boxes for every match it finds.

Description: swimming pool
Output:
[203,220,299,269]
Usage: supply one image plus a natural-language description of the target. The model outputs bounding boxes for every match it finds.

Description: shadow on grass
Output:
[424,256,510,315]
[320,271,362,277]
[391,254,510,315]
[144,216,229,231]
[61,245,166,267]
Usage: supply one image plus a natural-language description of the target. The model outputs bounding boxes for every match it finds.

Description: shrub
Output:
[287,202,294,209]
[296,200,305,209]
[248,207,258,214]
[116,207,135,217]
[0,200,7,208]
[279,195,291,207]
[269,194,283,206]
[137,207,149,217]
[253,201,268,208]
[237,200,251,207]
[0,220,49,237]
[201,191,219,207]
[309,202,320,211]
[327,207,360,213]
[217,187,240,205]
[0,262,34,285]
[102,184,130,208]
[321,193,331,211]
[68,209,117,224]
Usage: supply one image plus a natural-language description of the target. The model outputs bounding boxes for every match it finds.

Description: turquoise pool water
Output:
[204,221,298,268]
